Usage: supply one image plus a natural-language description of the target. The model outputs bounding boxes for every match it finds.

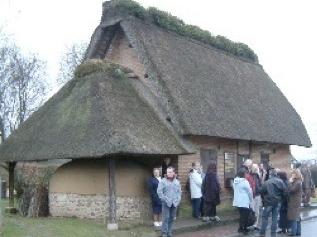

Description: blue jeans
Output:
[290,218,301,235]
[191,198,201,218]
[260,203,281,236]
[161,203,177,236]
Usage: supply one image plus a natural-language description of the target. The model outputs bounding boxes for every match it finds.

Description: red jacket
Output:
[245,173,256,197]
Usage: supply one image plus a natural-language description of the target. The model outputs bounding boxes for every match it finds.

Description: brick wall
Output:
[178,136,291,201]
[105,28,145,79]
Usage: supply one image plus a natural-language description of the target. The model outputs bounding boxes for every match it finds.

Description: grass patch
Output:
[0,200,156,237]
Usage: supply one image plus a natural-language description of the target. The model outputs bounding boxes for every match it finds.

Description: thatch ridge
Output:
[101,0,258,62]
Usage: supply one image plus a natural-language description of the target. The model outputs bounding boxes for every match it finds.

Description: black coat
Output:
[148,177,161,206]
[202,172,220,204]
[279,180,291,229]
[260,176,287,206]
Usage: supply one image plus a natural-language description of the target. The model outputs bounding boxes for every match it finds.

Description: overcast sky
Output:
[1,0,316,160]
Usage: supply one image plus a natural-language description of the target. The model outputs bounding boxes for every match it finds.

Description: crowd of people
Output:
[233,159,315,237]
[147,157,315,237]
[147,158,221,237]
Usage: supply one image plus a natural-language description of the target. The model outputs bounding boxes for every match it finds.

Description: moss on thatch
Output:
[0,59,189,162]
[74,59,132,79]
[109,0,258,62]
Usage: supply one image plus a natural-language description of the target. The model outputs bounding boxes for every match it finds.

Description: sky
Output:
[0,0,316,160]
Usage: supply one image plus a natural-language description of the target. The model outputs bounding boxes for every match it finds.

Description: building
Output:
[0,0,311,227]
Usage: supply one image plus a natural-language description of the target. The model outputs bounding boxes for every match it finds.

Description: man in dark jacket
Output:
[259,169,287,237]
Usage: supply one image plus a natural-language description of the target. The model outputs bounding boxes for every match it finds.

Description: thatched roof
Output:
[0,2,311,162]
[0,61,190,161]
[86,2,311,147]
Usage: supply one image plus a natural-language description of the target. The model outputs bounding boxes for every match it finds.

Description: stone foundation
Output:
[49,193,151,222]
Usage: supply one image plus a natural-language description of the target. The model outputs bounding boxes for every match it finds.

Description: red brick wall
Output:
[105,28,145,79]
[178,136,292,201]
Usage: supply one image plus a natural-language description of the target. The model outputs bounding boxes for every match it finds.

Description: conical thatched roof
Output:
[0,61,190,161]
[86,1,311,147]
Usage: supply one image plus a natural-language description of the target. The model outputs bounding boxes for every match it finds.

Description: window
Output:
[200,149,217,174]
[237,154,250,170]
[224,152,236,187]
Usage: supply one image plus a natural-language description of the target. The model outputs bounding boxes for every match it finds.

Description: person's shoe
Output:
[202,216,210,222]
[214,216,221,222]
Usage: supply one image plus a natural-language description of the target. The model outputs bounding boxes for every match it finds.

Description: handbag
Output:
[247,208,256,227]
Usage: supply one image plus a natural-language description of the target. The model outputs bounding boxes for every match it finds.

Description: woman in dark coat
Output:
[148,168,162,227]
[202,162,221,222]
[277,171,291,233]
[287,169,303,236]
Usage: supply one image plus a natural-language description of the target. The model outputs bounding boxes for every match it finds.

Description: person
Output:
[287,168,303,236]
[259,169,287,237]
[250,164,262,230]
[148,168,162,228]
[243,159,256,196]
[277,171,291,234]
[198,163,205,217]
[157,166,182,237]
[202,162,221,222]
[233,168,253,235]
[189,162,203,218]
[300,163,314,207]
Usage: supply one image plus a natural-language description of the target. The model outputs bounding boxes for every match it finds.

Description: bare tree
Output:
[57,42,87,85]
[0,29,48,139]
